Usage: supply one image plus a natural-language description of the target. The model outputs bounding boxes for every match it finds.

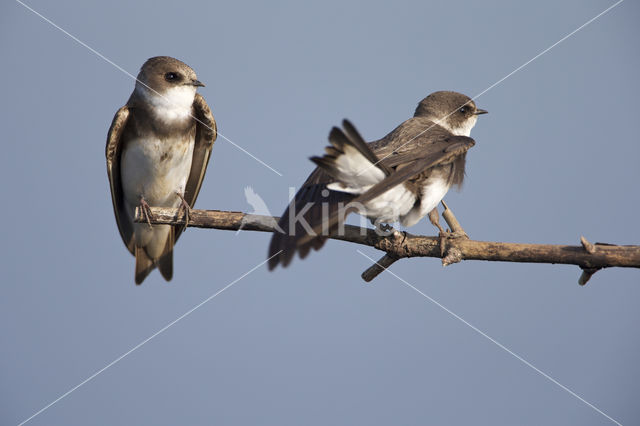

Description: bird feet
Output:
[139,197,154,229]
[376,223,394,235]
[374,222,406,240]
[176,192,192,230]
[430,202,469,262]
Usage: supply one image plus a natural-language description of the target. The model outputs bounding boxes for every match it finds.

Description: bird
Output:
[106,56,217,284]
[268,91,487,270]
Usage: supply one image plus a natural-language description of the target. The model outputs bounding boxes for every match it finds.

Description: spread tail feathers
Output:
[268,183,355,270]
[269,121,380,270]
[310,119,389,193]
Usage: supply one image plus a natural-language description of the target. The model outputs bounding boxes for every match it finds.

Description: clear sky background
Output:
[1,0,639,425]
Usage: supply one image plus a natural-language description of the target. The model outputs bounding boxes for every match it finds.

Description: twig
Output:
[579,268,600,286]
[580,236,596,254]
[361,253,400,282]
[578,236,599,285]
[361,201,471,281]
[135,207,640,284]
[441,200,467,236]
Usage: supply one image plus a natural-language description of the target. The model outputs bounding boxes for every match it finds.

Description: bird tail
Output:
[267,183,355,270]
[310,119,389,193]
[157,227,174,281]
[134,227,174,284]
[269,120,381,271]
[135,245,155,285]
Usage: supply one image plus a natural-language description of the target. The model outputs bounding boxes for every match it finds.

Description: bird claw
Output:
[176,192,191,230]
[139,198,154,229]
[438,229,468,257]
[374,222,395,236]
[442,230,468,240]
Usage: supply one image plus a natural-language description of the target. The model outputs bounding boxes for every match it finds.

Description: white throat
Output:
[433,115,477,137]
[136,85,196,123]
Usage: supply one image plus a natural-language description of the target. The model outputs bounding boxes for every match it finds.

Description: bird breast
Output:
[120,135,195,208]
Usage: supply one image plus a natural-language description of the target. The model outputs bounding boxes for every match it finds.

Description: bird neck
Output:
[132,84,195,125]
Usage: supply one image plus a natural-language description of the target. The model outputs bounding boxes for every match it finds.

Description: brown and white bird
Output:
[106,56,216,284]
[268,91,486,270]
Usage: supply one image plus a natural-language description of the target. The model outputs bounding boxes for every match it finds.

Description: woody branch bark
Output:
[135,207,640,285]
[360,200,468,281]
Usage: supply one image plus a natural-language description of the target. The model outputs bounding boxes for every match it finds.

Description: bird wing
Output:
[300,122,474,244]
[105,106,135,255]
[310,121,392,191]
[268,119,474,269]
[268,180,355,270]
[354,136,475,204]
[269,119,389,269]
[269,120,395,269]
[175,93,216,242]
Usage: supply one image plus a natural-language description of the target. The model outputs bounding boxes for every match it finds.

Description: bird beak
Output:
[475,109,488,115]
[191,79,205,87]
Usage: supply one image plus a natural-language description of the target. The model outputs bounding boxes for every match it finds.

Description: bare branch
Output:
[361,253,400,282]
[135,207,640,283]
[580,236,596,254]
[441,200,467,236]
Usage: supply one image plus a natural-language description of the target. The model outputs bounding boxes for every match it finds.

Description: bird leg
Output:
[373,221,406,241]
[428,207,446,234]
[373,222,408,246]
[430,203,468,258]
[139,197,154,229]
[428,207,449,257]
[176,192,191,230]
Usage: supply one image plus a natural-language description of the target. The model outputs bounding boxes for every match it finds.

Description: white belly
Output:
[120,135,195,257]
[400,177,450,227]
[360,185,416,224]
[121,135,195,208]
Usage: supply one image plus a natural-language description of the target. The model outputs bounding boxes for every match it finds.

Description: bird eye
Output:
[164,72,179,82]
[459,106,468,114]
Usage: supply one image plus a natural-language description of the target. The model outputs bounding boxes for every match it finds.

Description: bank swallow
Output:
[106,56,216,284]
[268,91,486,269]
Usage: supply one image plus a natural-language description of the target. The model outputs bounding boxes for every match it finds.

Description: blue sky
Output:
[1,1,639,425]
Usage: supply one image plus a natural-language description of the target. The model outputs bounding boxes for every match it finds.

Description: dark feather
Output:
[105,106,135,254]
[135,246,154,285]
[268,119,475,270]
[352,137,474,205]
[175,93,216,244]
[268,183,354,270]
[157,227,174,281]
